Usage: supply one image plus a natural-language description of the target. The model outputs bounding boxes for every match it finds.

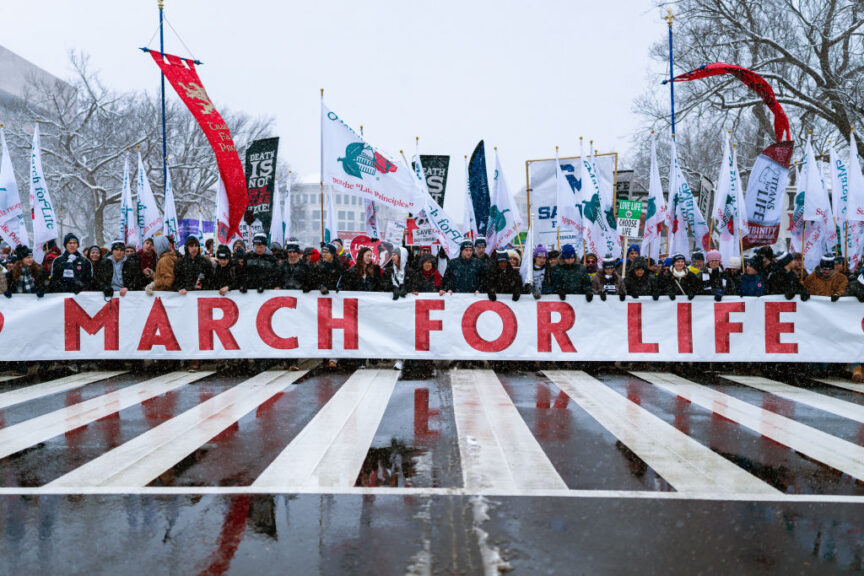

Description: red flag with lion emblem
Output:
[148,51,248,238]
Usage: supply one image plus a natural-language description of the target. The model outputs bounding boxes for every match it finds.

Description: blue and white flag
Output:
[640,134,666,258]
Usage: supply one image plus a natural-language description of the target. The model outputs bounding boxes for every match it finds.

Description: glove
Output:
[103,287,114,299]
[784,291,795,300]
[831,293,840,302]
[512,290,521,302]
[856,293,864,303]
[319,285,329,295]
[669,293,676,301]
[145,282,155,296]
[302,286,312,293]
[36,290,44,299]
[800,292,810,302]
[257,286,265,294]
[239,286,248,294]
[392,287,400,301]
[400,286,408,298]
[3,290,10,298]
[632,294,640,299]
[585,292,593,303]
[73,285,82,295]
[488,290,497,302]
[600,292,607,301]
[714,291,722,302]
[618,293,626,302]
[652,293,659,301]
[687,293,695,301]
[558,290,566,301]
[532,287,541,300]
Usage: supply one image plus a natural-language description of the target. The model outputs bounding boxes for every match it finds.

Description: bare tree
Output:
[0,51,277,245]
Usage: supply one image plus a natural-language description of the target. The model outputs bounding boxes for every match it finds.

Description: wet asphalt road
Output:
[0,362,862,575]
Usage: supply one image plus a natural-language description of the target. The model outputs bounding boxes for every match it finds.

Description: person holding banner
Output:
[94,240,144,297]
[659,254,700,299]
[486,250,522,302]
[407,254,442,294]
[279,241,313,292]
[551,245,593,301]
[49,234,93,294]
[442,240,486,296]
[174,236,214,295]
[383,247,409,300]
[591,256,626,300]
[5,246,45,297]
[213,245,239,296]
[624,257,658,299]
[242,234,280,294]
[766,252,809,300]
[312,244,343,295]
[528,246,554,298]
[344,247,383,292]
[803,255,848,300]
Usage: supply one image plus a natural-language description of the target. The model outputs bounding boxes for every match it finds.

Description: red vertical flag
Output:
[148,51,248,238]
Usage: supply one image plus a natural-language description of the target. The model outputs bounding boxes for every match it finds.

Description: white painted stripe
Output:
[0,371,213,460]
[813,377,864,395]
[0,375,24,384]
[253,369,399,489]
[0,371,126,411]
[47,370,307,488]
[451,369,567,491]
[2,485,864,503]
[721,374,864,425]
[545,371,778,495]
[631,371,864,482]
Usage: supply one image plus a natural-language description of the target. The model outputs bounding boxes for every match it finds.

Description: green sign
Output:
[616,200,642,237]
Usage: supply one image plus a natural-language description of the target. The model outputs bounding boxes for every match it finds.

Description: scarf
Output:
[672,268,687,279]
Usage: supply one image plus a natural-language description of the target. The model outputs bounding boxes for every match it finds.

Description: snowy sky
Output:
[1,0,667,205]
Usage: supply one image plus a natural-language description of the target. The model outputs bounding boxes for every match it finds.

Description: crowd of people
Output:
[0,232,860,303]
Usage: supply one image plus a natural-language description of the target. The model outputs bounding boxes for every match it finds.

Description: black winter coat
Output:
[407,267,442,293]
[487,263,522,297]
[174,253,214,291]
[551,263,592,295]
[280,260,313,291]
[624,270,658,296]
[767,268,809,297]
[312,260,344,291]
[443,257,486,293]
[94,254,144,292]
[49,251,93,294]
[213,261,239,291]
[243,251,280,290]
[659,270,702,296]
[343,264,383,291]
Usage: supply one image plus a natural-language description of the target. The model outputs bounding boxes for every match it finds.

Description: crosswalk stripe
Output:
[0,375,25,384]
[545,371,779,495]
[631,371,864,482]
[451,369,567,491]
[0,371,126,411]
[252,368,399,489]
[812,377,864,395]
[720,374,864,425]
[0,371,213,461]
[46,370,307,488]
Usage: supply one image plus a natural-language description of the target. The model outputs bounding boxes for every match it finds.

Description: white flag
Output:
[519,222,534,286]
[324,188,338,243]
[640,134,666,259]
[162,166,179,241]
[801,136,837,271]
[462,156,478,239]
[215,176,231,246]
[829,142,848,260]
[118,153,139,248]
[580,146,620,259]
[135,152,162,246]
[555,148,583,251]
[667,140,709,257]
[486,149,523,253]
[712,133,744,264]
[269,178,285,246]
[196,207,205,243]
[364,200,380,238]
[0,126,30,248]
[322,104,420,211]
[29,124,58,262]
[846,132,864,271]
[790,163,804,253]
[413,154,465,259]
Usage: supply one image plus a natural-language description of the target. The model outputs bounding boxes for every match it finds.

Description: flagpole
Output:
[158,0,167,192]
[555,146,560,250]
[320,88,325,244]
[733,141,745,271]
[663,7,676,136]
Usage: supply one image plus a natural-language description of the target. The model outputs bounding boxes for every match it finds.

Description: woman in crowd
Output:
[146,235,177,294]
[383,247,409,300]
[344,247,381,292]
[592,256,626,300]
[737,257,765,297]
[6,245,44,296]
[407,254,442,294]
[174,236,214,294]
[660,253,701,299]
[86,245,103,268]
[312,243,343,295]
[624,257,657,298]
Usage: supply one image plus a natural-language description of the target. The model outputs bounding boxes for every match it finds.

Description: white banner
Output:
[136,151,162,245]
[0,127,29,248]
[0,292,859,362]
[528,154,615,248]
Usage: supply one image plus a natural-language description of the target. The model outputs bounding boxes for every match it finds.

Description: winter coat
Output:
[659,269,701,296]
[723,270,741,295]
[383,248,409,291]
[153,251,178,291]
[344,263,383,291]
[528,265,555,295]
[49,251,93,294]
[551,262,592,295]
[407,266,442,293]
[212,261,240,291]
[242,251,280,291]
[624,270,658,297]
[486,262,522,297]
[766,268,808,297]
[94,254,144,292]
[174,253,214,291]
[138,249,157,276]
[311,260,344,291]
[846,276,864,301]
[591,270,626,295]
[442,256,486,293]
[280,260,313,291]
[700,267,735,296]
[737,274,765,297]
[9,261,44,294]
[803,270,848,297]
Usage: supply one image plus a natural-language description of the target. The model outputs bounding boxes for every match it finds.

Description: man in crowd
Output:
[280,240,312,291]
[243,233,280,293]
[212,244,239,296]
[94,240,143,297]
[804,254,848,300]
[486,250,522,302]
[138,237,157,282]
[766,251,809,299]
[175,236,213,294]
[551,244,592,300]
[442,240,486,295]
[49,233,93,294]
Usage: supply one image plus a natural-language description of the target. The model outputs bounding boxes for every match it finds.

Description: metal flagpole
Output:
[320,88,325,244]
[158,0,167,191]
[664,7,676,136]
[734,142,745,271]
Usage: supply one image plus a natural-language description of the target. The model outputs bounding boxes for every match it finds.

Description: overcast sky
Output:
[2,0,667,201]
